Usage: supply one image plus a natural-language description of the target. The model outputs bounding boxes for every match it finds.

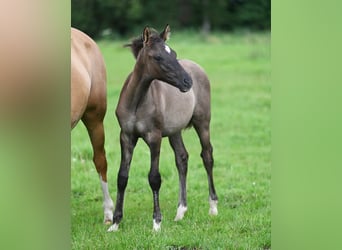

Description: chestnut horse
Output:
[108,25,218,232]
[71,27,113,224]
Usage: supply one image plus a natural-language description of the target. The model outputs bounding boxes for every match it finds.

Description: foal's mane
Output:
[124,36,143,59]
[124,28,162,59]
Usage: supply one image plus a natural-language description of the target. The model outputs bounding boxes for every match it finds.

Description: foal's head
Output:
[129,25,192,92]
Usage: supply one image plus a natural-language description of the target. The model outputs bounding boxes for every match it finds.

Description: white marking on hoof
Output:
[174,205,187,221]
[104,219,112,225]
[107,223,119,232]
[209,198,218,216]
[153,219,161,232]
[165,45,171,54]
[103,201,114,224]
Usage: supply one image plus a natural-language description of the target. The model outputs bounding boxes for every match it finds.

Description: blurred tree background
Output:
[72,0,270,38]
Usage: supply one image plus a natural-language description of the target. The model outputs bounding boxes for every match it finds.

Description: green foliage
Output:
[71,31,270,249]
[71,0,270,38]
[71,0,98,37]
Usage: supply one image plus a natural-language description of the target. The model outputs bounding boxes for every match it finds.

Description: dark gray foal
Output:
[108,25,218,232]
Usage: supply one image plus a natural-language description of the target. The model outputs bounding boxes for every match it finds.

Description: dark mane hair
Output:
[124,28,162,59]
[124,36,143,59]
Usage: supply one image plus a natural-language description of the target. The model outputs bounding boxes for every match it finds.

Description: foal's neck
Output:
[121,62,154,112]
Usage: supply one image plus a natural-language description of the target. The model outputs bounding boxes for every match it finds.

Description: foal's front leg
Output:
[169,133,189,221]
[108,131,137,232]
[144,131,163,231]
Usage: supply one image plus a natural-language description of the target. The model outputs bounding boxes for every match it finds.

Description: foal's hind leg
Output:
[169,132,189,221]
[82,110,114,224]
[193,121,218,215]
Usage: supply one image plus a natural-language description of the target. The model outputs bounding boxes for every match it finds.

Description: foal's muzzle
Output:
[180,77,192,93]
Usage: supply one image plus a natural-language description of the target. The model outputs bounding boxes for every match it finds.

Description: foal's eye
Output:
[154,55,162,62]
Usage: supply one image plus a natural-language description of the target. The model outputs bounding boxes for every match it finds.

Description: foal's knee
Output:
[117,173,128,191]
[148,171,161,191]
[176,151,188,174]
[177,151,189,165]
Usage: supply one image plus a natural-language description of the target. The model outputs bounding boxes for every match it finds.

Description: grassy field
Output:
[71,31,270,249]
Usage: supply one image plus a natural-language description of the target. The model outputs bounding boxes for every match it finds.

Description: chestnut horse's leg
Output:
[82,110,114,224]
[193,121,218,216]
[108,131,137,232]
[143,131,163,231]
[168,132,189,221]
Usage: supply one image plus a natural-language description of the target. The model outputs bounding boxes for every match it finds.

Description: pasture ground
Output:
[71,31,270,249]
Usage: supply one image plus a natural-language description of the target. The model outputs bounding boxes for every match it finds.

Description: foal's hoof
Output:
[174,205,187,221]
[107,223,119,232]
[209,198,218,216]
[153,219,161,232]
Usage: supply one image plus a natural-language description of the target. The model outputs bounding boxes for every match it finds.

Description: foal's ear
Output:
[160,24,171,41]
[143,26,150,45]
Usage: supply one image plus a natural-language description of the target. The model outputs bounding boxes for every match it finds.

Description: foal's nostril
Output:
[183,78,192,87]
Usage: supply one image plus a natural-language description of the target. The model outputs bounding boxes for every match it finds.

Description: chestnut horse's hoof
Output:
[104,219,112,225]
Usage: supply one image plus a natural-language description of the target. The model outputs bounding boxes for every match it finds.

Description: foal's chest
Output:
[119,109,158,135]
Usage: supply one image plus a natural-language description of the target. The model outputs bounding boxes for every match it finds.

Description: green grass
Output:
[71,31,270,249]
